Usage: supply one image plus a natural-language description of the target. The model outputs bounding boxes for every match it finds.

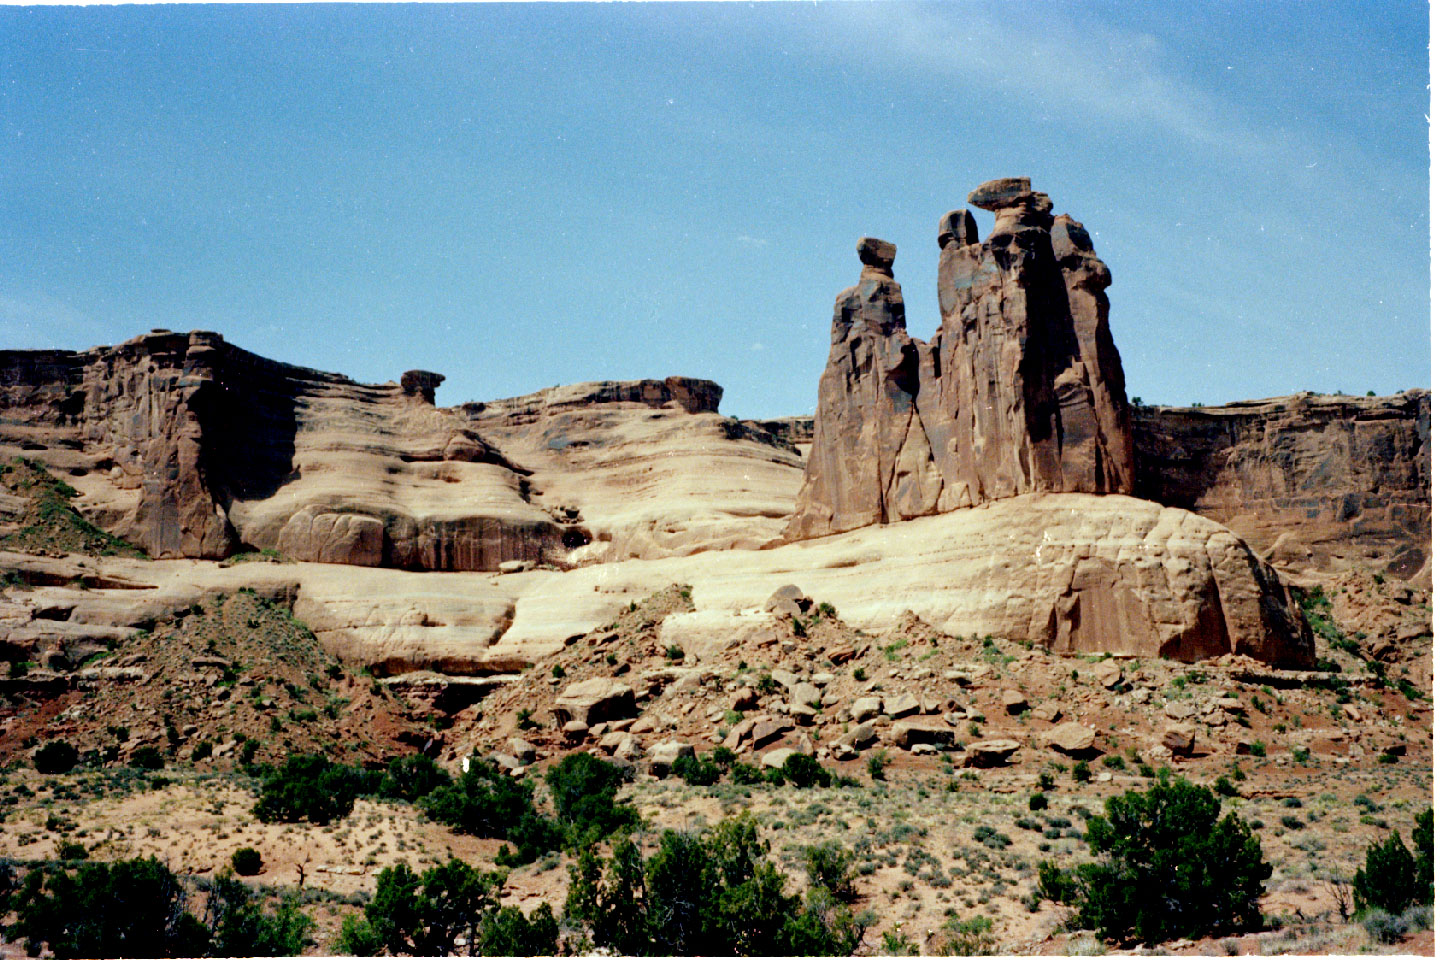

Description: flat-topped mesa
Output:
[788,180,1135,540]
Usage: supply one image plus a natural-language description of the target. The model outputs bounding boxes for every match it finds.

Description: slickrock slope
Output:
[462,379,803,562]
[0,493,1316,676]
[788,179,1134,540]
[1133,391,1431,576]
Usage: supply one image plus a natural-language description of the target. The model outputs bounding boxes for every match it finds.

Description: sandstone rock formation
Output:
[1,333,801,571]
[464,379,803,562]
[788,179,1133,540]
[1133,391,1431,575]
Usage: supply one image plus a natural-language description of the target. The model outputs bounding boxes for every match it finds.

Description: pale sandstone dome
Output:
[0,492,1316,676]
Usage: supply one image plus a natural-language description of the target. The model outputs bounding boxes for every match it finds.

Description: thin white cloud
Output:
[736,235,769,248]
[817,4,1270,157]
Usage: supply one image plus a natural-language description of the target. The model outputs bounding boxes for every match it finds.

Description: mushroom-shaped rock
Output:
[856,237,897,276]
[552,677,636,727]
[401,369,446,404]
[1043,722,1097,757]
[962,738,1023,768]
[966,177,1033,210]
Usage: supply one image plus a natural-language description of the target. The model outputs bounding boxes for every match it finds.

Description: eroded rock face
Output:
[0,331,571,570]
[788,180,1134,540]
[1133,391,1431,575]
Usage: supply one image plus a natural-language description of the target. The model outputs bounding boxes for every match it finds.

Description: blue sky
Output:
[0,2,1429,418]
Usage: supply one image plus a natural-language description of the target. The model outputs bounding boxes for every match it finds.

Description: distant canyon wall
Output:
[1133,391,1431,575]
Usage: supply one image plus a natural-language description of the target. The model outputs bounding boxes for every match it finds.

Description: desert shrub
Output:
[377,753,452,804]
[566,814,864,956]
[1029,792,1049,811]
[867,751,889,782]
[132,746,166,771]
[802,841,857,901]
[973,825,1011,850]
[10,856,211,958]
[1072,760,1091,783]
[1038,774,1271,944]
[931,915,995,955]
[54,842,88,861]
[421,759,561,864]
[672,753,721,787]
[1214,776,1239,797]
[730,761,765,785]
[781,753,833,789]
[544,753,638,845]
[1102,754,1126,771]
[1355,808,1435,914]
[1037,770,1056,792]
[231,848,263,876]
[34,740,78,775]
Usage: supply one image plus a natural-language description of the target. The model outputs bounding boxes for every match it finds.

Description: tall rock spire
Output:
[788,180,1135,540]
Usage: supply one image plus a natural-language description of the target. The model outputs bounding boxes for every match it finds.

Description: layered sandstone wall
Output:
[1133,391,1431,575]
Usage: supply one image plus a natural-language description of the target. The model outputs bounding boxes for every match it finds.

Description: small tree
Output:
[421,760,561,864]
[802,841,857,902]
[10,857,211,958]
[1354,807,1434,915]
[377,753,452,803]
[1038,774,1270,943]
[252,754,367,826]
[545,753,637,844]
[34,740,78,775]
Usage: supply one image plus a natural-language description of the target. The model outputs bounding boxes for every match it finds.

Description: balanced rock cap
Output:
[401,369,446,404]
[856,237,897,274]
[967,177,1033,211]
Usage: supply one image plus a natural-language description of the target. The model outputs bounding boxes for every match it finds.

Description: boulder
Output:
[884,692,920,719]
[1043,722,1097,756]
[761,748,797,770]
[1002,689,1028,714]
[890,718,955,749]
[791,682,822,707]
[962,739,1022,768]
[765,585,812,619]
[1161,723,1196,755]
[850,697,883,723]
[750,718,794,749]
[552,678,636,727]
[835,722,877,751]
[506,737,538,764]
[562,720,590,742]
[1093,660,1124,689]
